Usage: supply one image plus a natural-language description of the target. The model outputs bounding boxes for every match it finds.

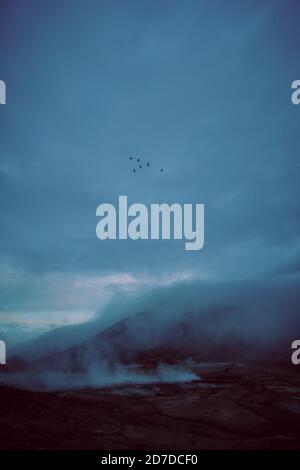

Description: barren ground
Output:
[1,363,300,450]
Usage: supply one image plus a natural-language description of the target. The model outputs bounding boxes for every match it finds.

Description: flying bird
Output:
[129,157,163,174]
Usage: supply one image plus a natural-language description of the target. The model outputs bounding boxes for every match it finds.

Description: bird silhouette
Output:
[129,157,164,174]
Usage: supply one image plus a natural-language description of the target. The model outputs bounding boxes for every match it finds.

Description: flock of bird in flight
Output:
[130,156,164,174]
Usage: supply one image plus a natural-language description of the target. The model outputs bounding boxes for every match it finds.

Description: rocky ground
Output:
[0,362,300,450]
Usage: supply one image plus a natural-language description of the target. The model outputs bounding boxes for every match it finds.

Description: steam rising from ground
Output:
[0,364,199,391]
[1,277,300,390]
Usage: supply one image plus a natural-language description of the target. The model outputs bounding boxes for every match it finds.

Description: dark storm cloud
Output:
[0,0,300,321]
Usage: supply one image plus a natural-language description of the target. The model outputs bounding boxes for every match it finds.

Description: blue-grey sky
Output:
[0,0,300,334]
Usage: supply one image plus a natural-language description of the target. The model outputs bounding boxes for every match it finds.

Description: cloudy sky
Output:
[0,0,299,340]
